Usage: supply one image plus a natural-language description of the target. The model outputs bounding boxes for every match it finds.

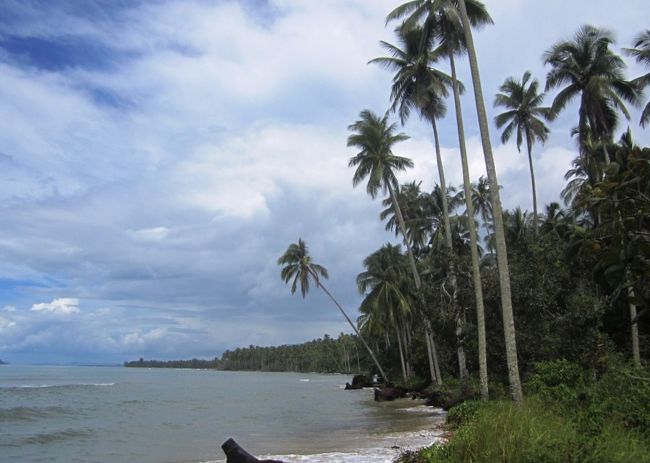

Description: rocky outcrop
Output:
[345,374,373,390]
[221,438,284,463]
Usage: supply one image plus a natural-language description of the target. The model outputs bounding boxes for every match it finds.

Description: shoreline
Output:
[211,399,448,463]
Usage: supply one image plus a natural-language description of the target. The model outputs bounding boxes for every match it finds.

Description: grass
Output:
[395,361,650,463]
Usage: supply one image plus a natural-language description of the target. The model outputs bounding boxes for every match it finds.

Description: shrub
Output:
[446,400,484,428]
[525,359,587,413]
[584,364,650,433]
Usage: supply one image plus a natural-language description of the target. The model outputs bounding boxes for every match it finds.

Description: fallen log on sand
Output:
[221,438,285,463]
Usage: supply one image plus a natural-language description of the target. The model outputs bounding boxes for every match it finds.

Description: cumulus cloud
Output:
[31,298,80,315]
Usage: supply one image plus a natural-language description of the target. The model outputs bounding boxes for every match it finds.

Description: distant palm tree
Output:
[624,30,650,127]
[470,176,493,251]
[278,239,389,382]
[494,71,551,232]
[381,181,431,252]
[544,25,638,160]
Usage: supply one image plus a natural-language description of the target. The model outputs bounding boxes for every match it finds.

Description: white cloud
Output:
[31,298,80,315]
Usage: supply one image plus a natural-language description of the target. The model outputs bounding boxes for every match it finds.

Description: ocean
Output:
[0,365,445,463]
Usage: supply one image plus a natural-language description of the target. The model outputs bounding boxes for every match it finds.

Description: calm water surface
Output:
[0,365,444,463]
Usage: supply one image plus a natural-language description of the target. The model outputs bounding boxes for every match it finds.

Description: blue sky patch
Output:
[0,35,123,71]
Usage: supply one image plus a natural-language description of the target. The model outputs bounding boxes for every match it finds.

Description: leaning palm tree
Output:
[278,239,389,382]
[494,71,552,232]
[544,25,638,161]
[347,109,443,384]
[387,0,492,399]
[624,30,650,127]
[456,0,523,404]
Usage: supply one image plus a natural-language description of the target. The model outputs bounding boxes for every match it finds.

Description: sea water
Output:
[0,365,445,463]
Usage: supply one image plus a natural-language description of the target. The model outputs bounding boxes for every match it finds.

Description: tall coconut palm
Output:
[494,71,552,232]
[624,30,650,127]
[370,28,460,386]
[357,244,413,382]
[347,110,442,384]
[387,0,492,399]
[278,239,389,382]
[544,25,638,162]
[456,0,523,404]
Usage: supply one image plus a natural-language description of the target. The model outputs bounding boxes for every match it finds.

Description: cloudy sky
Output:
[1,0,648,364]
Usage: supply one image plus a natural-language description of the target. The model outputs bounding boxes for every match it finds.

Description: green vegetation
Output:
[396,360,650,463]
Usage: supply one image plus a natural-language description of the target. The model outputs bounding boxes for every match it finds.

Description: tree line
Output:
[124,333,367,373]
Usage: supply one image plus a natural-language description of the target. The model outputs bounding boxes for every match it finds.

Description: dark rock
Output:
[351,374,373,388]
[221,438,284,463]
[344,382,363,390]
[374,386,407,402]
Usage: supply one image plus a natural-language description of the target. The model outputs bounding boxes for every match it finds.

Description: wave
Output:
[21,428,93,445]
[0,406,71,422]
[205,428,445,463]
[0,382,115,390]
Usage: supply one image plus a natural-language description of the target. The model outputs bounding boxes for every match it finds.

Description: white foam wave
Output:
[4,382,116,389]
[206,429,445,463]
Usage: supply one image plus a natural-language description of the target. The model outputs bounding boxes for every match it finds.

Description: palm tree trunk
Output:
[628,282,641,368]
[431,119,453,247]
[526,137,539,233]
[430,331,442,384]
[387,182,442,384]
[457,0,523,405]
[449,51,488,400]
[424,331,437,383]
[311,271,390,383]
[395,325,408,382]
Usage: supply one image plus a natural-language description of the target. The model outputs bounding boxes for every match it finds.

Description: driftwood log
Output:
[221,438,285,463]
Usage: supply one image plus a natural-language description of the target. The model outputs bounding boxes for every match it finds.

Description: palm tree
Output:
[470,175,493,251]
[494,71,552,231]
[347,109,443,384]
[278,239,389,382]
[357,244,413,382]
[456,0,523,404]
[544,25,638,161]
[624,30,650,127]
[369,25,456,255]
[380,181,431,252]
[387,0,492,399]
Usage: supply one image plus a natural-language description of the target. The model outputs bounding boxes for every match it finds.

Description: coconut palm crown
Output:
[278,239,328,298]
[544,25,638,148]
[624,30,650,127]
[347,110,413,199]
[494,70,552,230]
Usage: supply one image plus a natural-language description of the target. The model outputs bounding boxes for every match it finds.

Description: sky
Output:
[0,0,648,364]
